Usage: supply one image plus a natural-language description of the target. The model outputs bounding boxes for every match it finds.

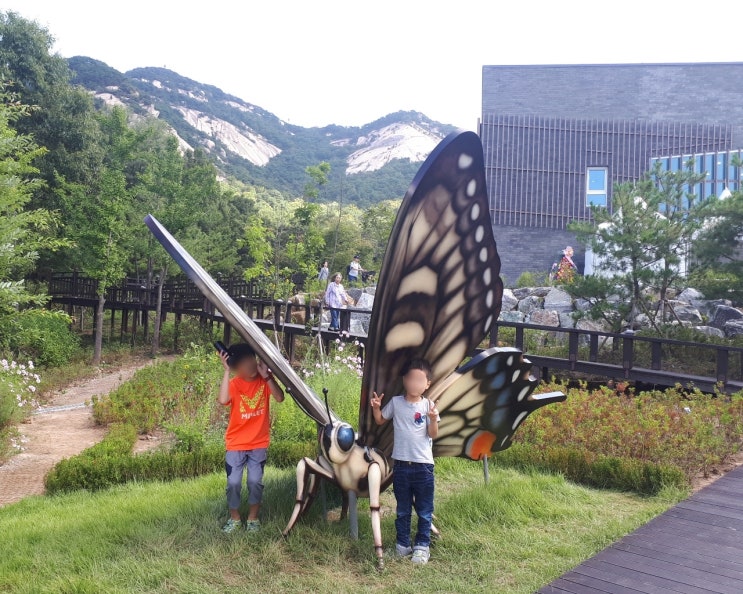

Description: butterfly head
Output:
[321,421,356,463]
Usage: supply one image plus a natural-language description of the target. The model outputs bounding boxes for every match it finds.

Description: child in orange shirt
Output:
[218,343,284,533]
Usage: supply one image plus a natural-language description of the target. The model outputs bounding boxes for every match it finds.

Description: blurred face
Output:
[334,274,342,283]
[565,247,574,257]
[232,355,258,379]
[402,368,431,398]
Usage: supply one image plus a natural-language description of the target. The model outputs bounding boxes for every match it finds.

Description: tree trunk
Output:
[93,292,106,366]
[151,264,167,357]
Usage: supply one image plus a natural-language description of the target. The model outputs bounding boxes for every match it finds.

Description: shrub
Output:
[10,309,80,367]
[516,382,743,482]
[494,443,686,495]
[269,440,317,468]
[45,425,224,494]
[515,271,546,288]
[0,358,41,461]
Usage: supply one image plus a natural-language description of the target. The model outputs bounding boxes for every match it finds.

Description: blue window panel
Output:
[682,154,693,170]
[657,158,669,172]
[731,182,738,192]
[716,153,727,180]
[587,193,607,207]
[705,154,715,179]
[588,168,607,191]
[717,182,727,196]
[694,156,703,173]
[670,157,681,172]
[705,182,714,198]
[695,183,703,199]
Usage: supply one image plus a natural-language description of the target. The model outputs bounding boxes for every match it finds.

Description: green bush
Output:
[45,426,224,494]
[515,271,546,288]
[516,382,743,482]
[494,443,686,495]
[10,309,80,367]
[269,440,317,468]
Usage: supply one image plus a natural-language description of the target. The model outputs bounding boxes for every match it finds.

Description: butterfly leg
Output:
[283,457,336,538]
[367,461,384,570]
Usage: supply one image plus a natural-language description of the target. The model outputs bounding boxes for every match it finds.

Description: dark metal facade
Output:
[480,114,731,229]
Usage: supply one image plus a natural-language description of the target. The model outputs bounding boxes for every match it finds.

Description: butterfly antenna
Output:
[322,387,332,424]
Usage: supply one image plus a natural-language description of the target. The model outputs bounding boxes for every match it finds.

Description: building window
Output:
[586,167,608,207]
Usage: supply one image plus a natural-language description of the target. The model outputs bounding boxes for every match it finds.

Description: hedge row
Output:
[492,443,687,495]
[44,428,320,494]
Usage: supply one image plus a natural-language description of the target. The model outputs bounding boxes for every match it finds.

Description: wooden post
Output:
[483,455,490,485]
[223,323,232,346]
[121,308,129,343]
[110,309,116,341]
[174,312,182,352]
[130,308,138,348]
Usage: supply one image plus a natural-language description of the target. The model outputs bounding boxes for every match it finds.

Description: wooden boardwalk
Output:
[539,465,743,593]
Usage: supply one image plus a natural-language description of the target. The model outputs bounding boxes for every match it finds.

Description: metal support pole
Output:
[348,490,359,540]
[483,455,490,485]
[320,480,328,523]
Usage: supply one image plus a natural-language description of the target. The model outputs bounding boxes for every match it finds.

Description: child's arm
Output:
[217,352,232,405]
[258,360,285,403]
[370,392,387,425]
[427,399,440,439]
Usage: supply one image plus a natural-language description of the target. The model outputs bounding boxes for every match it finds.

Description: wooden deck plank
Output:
[572,560,709,594]
[611,542,743,581]
[554,573,649,594]
[539,466,743,593]
[591,548,743,591]
[618,533,743,568]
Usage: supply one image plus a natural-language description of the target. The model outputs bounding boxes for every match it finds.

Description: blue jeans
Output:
[393,461,435,548]
[225,448,267,508]
[329,308,340,329]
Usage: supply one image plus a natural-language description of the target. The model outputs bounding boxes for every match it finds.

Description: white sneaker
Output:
[411,546,430,564]
[395,543,413,557]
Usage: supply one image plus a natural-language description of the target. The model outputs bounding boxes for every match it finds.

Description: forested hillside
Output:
[0,11,400,363]
[68,57,455,206]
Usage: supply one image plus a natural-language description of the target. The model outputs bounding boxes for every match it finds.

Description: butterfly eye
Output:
[336,425,355,452]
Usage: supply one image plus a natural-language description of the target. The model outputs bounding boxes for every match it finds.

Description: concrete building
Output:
[481,63,743,281]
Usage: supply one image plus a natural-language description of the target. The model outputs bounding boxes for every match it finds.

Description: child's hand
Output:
[257,359,271,379]
[370,392,383,409]
[219,351,230,371]
[427,400,439,421]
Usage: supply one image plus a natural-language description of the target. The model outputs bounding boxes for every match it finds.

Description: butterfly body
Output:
[145,131,565,570]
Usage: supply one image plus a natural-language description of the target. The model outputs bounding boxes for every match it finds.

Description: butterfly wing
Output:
[359,131,503,453]
[429,348,566,459]
[145,214,335,426]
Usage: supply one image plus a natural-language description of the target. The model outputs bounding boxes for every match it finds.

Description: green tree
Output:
[692,185,743,303]
[569,164,706,333]
[0,89,68,343]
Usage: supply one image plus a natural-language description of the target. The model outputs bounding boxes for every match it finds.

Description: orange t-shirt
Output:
[224,376,271,451]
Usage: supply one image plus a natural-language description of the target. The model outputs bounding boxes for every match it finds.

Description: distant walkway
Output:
[540,465,743,593]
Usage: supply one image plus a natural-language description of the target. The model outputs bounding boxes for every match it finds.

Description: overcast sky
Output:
[5,0,743,130]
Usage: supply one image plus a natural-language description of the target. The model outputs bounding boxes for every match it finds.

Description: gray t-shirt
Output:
[381,395,439,464]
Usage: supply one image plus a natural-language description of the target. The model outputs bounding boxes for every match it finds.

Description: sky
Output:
[4,0,743,130]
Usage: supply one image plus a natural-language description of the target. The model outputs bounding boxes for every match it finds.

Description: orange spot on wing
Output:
[466,431,497,460]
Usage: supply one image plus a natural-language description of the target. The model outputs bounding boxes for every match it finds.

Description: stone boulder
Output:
[530,286,552,298]
[347,288,363,303]
[499,310,525,323]
[544,287,573,313]
[693,325,725,339]
[725,320,743,338]
[512,288,532,300]
[517,295,542,314]
[694,298,732,318]
[677,287,704,304]
[665,301,703,324]
[576,319,609,333]
[527,309,560,327]
[575,298,592,312]
[559,312,576,328]
[501,288,518,312]
[351,292,374,335]
[711,305,743,330]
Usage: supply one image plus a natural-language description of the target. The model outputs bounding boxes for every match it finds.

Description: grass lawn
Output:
[0,459,684,594]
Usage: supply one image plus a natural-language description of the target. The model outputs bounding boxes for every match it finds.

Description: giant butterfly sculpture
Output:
[145,131,565,568]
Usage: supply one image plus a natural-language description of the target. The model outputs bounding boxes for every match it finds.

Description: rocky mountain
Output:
[68,57,455,205]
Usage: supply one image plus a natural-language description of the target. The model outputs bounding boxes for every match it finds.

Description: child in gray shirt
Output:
[370,358,440,564]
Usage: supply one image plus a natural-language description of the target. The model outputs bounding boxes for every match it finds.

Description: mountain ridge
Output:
[68,57,456,205]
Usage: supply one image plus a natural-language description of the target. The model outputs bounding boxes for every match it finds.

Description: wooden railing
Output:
[47,273,743,394]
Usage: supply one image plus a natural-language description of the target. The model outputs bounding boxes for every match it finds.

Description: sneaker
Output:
[221,518,241,534]
[245,519,261,533]
[395,543,413,557]
[411,546,430,565]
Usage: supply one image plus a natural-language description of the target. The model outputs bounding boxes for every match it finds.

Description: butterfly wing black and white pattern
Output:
[145,215,335,427]
[359,131,503,454]
[429,347,566,459]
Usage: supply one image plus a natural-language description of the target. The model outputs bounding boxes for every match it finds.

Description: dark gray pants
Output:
[225,448,267,509]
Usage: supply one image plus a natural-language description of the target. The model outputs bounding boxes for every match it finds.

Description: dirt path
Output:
[0,358,168,507]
